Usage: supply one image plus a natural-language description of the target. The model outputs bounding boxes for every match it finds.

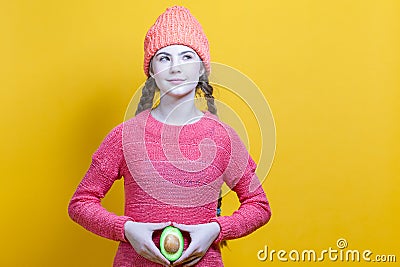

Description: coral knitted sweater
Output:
[68,109,271,267]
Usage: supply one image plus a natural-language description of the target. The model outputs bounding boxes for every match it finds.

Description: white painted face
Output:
[149,44,205,98]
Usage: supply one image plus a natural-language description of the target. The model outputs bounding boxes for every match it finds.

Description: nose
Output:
[169,58,182,73]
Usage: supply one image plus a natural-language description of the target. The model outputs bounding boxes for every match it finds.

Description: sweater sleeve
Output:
[209,126,271,243]
[68,124,133,242]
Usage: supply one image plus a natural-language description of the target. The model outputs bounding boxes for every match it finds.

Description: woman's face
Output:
[150,44,204,98]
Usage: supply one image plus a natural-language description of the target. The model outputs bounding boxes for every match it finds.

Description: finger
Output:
[172,244,197,266]
[183,256,202,267]
[174,253,200,266]
[145,241,172,266]
[148,221,172,231]
[172,222,194,232]
[143,250,170,267]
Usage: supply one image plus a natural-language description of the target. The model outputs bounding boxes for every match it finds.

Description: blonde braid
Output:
[135,77,157,115]
[197,73,217,115]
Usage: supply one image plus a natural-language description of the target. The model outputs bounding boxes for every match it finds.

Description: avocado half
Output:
[160,226,184,262]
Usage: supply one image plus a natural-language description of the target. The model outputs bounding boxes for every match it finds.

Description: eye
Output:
[182,54,194,60]
[158,56,170,62]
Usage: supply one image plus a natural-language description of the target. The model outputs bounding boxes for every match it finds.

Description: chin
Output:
[161,84,196,98]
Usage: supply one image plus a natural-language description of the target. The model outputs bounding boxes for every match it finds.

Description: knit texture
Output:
[143,6,210,77]
[68,109,271,266]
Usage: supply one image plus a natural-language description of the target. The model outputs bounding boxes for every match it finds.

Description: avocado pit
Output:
[164,234,179,253]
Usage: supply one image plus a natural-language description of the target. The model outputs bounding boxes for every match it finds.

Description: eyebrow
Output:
[154,50,196,57]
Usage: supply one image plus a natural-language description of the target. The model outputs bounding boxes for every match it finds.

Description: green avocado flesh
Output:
[160,226,184,262]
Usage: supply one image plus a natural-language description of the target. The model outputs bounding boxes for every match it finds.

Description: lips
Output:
[167,78,186,85]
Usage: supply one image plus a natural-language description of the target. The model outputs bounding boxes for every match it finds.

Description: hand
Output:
[171,222,221,266]
[124,221,172,267]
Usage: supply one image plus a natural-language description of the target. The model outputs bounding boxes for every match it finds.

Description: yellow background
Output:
[1,0,399,266]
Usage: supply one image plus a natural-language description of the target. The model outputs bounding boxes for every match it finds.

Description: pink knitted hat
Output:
[143,6,210,77]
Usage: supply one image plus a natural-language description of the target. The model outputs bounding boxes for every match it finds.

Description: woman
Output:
[68,6,271,267]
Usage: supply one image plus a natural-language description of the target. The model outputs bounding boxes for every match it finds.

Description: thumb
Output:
[172,222,194,232]
[148,221,172,231]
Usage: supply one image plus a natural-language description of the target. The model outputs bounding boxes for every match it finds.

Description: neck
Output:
[151,90,204,125]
